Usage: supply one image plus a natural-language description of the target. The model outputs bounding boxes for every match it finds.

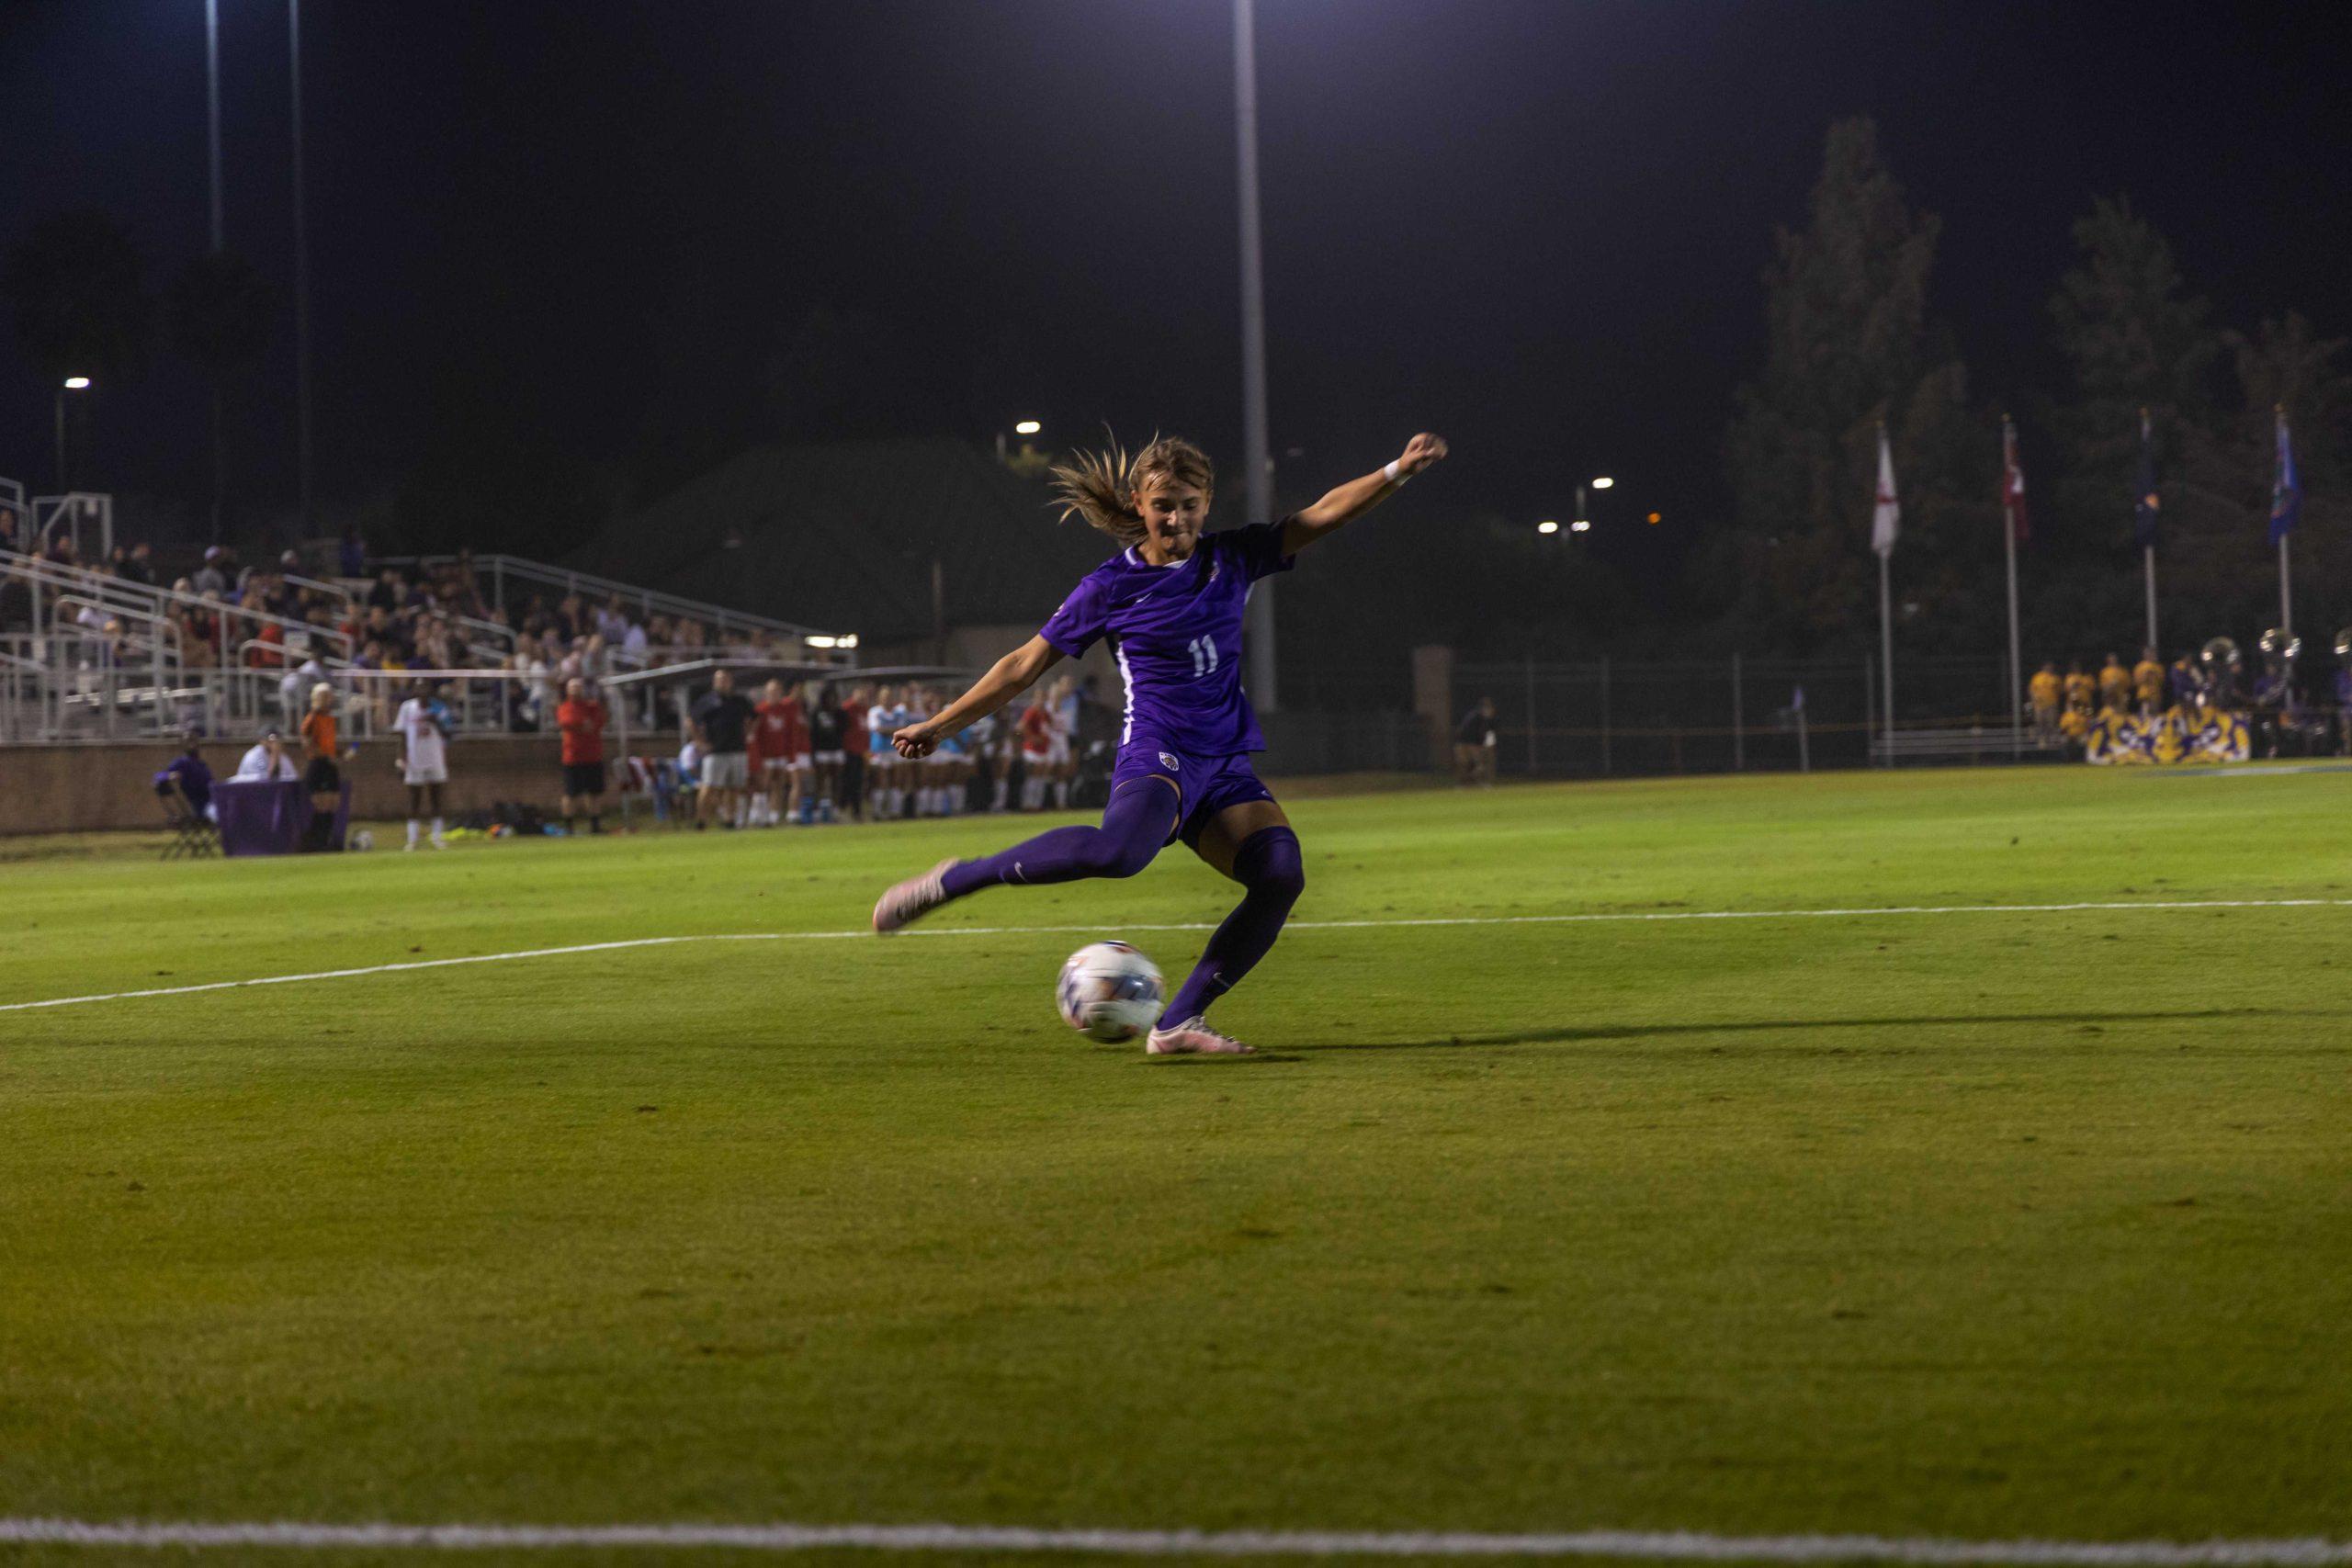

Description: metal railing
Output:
[377,552,856,663]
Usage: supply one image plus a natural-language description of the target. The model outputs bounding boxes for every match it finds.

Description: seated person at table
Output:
[153,737,216,821]
[234,731,300,783]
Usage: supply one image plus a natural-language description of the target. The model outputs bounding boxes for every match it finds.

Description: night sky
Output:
[5,0,2350,580]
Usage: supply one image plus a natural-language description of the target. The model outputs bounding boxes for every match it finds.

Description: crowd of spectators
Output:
[2029,636,2352,757]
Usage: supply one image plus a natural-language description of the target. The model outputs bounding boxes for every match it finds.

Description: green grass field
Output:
[4,767,2349,1565]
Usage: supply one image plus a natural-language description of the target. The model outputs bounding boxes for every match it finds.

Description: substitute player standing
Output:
[873,431,1448,1055]
[393,678,451,851]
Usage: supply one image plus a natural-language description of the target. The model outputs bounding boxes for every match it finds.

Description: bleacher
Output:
[0,475,861,747]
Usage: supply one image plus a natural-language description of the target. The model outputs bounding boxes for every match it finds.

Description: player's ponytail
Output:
[1048,434,1215,547]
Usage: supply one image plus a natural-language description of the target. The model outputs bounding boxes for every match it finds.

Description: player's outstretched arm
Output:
[894,635,1062,758]
[1280,432,1448,556]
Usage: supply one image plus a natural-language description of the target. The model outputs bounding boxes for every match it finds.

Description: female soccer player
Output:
[872,430,1448,1055]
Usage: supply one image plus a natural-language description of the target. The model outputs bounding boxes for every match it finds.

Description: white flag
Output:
[1871,427,1900,558]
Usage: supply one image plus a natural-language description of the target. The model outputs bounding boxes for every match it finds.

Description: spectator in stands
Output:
[2133,646,2166,716]
[2169,651,2200,706]
[281,652,329,731]
[339,525,368,579]
[0,505,18,555]
[368,567,404,615]
[557,676,608,835]
[1455,696,1498,784]
[2098,652,2132,712]
[193,547,231,601]
[154,735,216,821]
[2062,661,2094,725]
[234,730,300,782]
[689,669,754,829]
[2029,663,2061,743]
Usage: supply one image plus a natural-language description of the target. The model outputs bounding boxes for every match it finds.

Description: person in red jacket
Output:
[556,677,608,835]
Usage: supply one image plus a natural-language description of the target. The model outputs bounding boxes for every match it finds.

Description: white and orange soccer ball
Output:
[1056,941,1165,1042]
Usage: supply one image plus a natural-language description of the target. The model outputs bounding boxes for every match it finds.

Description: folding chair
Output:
[160,781,220,861]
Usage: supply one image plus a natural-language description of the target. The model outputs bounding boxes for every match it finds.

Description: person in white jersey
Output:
[393,677,452,850]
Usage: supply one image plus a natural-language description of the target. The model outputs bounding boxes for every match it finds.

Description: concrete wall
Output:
[0,736,570,835]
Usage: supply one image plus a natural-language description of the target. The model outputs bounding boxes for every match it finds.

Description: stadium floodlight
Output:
[1647,512,1662,525]
[807,635,838,649]
[63,377,91,389]
[1013,420,1042,436]
[1536,520,1559,535]
[1569,519,1591,533]
[1590,476,1613,490]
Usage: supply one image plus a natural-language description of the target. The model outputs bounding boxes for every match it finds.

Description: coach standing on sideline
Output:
[557,677,608,836]
[689,670,754,831]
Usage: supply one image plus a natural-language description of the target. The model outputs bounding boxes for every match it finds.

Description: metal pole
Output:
[1731,652,1744,771]
[1862,656,1874,768]
[1878,551,1894,759]
[205,0,224,253]
[2278,536,2292,640]
[1796,691,1811,773]
[1524,652,1537,776]
[2143,545,2159,651]
[1234,0,1276,714]
[290,0,314,539]
[2004,472,2021,758]
[1599,656,1611,775]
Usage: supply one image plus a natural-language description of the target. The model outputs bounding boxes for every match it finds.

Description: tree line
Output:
[1704,117,2348,660]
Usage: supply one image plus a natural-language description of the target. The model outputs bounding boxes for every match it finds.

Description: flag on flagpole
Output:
[2001,417,2030,546]
[1871,426,1900,557]
[2268,407,2301,545]
[2133,408,2160,549]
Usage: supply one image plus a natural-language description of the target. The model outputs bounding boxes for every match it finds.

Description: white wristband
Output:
[1383,458,1407,486]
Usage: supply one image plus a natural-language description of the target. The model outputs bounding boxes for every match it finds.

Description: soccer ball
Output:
[1057,941,1165,1043]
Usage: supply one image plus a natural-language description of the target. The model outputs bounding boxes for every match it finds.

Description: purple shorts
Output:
[1113,745,1277,849]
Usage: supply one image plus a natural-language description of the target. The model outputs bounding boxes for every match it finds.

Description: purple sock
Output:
[1159,826,1304,1026]
[939,779,1176,899]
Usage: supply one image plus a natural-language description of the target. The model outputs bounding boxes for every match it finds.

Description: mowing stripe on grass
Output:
[2,1518,2349,1562]
[5,897,2348,1016]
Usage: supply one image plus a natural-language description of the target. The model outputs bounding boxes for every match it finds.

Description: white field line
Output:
[5,897,2349,1017]
[3,1519,2351,1563]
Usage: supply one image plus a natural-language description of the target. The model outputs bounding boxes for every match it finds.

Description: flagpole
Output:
[2143,546,2158,649]
[2274,405,2294,639]
[2279,536,2292,638]
[1878,549,1894,757]
[2002,417,2022,759]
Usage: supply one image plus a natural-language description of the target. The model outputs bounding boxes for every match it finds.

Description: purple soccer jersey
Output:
[1039,523,1295,756]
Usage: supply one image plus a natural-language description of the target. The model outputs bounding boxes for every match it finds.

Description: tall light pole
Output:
[56,378,91,491]
[205,0,226,542]
[205,0,224,252]
[1234,0,1276,712]
[290,0,314,537]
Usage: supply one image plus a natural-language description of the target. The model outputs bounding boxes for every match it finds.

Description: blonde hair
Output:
[1048,434,1215,546]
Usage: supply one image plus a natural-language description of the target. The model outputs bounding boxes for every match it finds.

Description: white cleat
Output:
[872,858,959,934]
[1146,1017,1255,1056]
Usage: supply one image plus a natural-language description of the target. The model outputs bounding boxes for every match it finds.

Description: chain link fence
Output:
[1453,653,2020,778]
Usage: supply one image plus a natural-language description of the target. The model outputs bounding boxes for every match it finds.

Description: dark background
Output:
[4,0,2348,648]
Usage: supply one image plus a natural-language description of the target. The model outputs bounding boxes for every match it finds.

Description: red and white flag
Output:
[1871,427,1900,558]
[2002,418,2030,546]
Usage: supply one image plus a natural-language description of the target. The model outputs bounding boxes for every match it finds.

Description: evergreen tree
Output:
[1721,119,1990,658]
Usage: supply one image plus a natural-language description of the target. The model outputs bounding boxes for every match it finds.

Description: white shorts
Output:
[813,749,844,766]
[403,761,448,786]
[1046,738,1072,766]
[703,751,750,790]
[785,752,811,772]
